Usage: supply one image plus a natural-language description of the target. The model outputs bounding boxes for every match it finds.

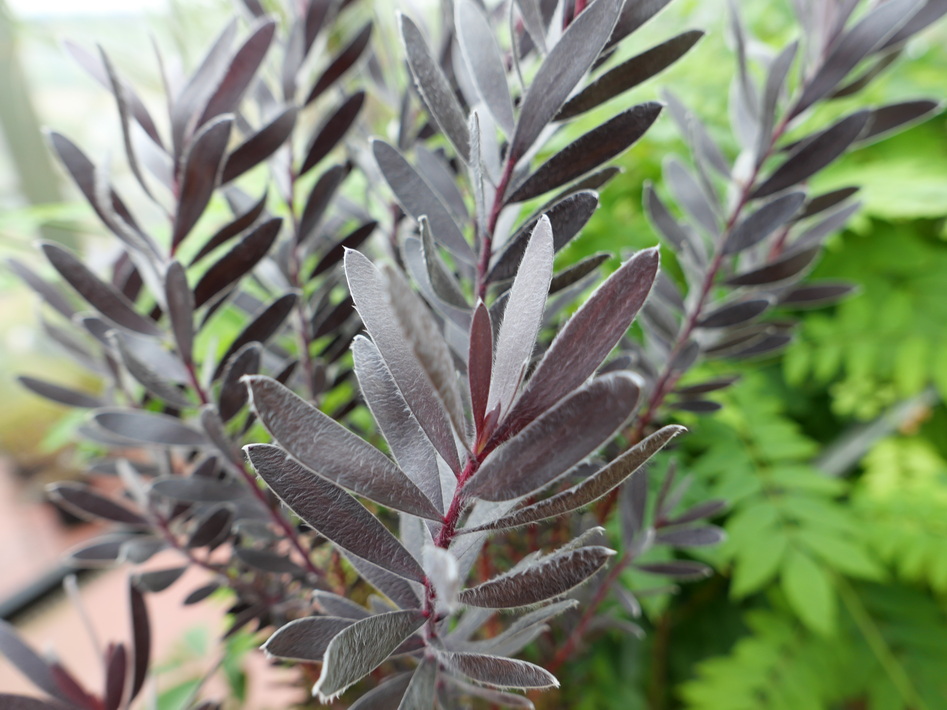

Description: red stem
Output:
[478,156,517,299]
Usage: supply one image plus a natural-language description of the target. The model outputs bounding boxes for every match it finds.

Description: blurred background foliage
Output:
[1,0,945,708]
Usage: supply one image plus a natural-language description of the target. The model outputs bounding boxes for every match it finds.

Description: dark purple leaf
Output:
[311,295,355,340]
[643,183,701,260]
[460,545,613,609]
[510,0,622,161]
[222,106,297,184]
[559,31,703,120]
[187,506,234,549]
[103,643,127,710]
[373,140,474,263]
[6,258,75,320]
[724,191,806,255]
[729,332,794,359]
[48,483,147,526]
[879,0,947,50]
[172,116,234,250]
[753,111,871,199]
[490,191,599,282]
[550,253,609,294]
[799,187,859,220]
[697,298,771,329]
[306,23,372,106]
[488,217,554,421]
[300,91,365,177]
[245,376,441,519]
[858,99,941,145]
[438,652,558,690]
[164,261,194,364]
[635,560,712,580]
[135,566,187,593]
[400,14,470,160]
[314,610,426,702]
[793,201,861,251]
[672,399,723,413]
[42,243,159,336]
[246,444,425,582]
[674,377,740,396]
[219,343,261,422]
[17,376,102,409]
[297,164,347,245]
[0,621,73,704]
[214,293,297,380]
[664,157,719,235]
[507,248,658,428]
[603,0,673,54]
[780,281,857,307]
[657,525,725,547]
[756,41,798,161]
[93,409,207,448]
[471,373,640,501]
[66,533,134,567]
[310,221,377,279]
[190,189,268,265]
[461,426,684,534]
[793,0,924,116]
[509,103,661,204]
[198,18,276,125]
[234,547,305,575]
[263,617,354,662]
[726,246,819,286]
[193,217,281,308]
[456,0,515,135]
[345,250,462,472]
[667,499,727,526]
[111,334,194,408]
[469,302,493,435]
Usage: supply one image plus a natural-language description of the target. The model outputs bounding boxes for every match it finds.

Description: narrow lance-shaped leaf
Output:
[372,140,474,263]
[508,248,658,428]
[757,41,798,162]
[300,91,365,177]
[471,373,640,502]
[17,376,102,409]
[398,656,437,710]
[218,342,261,422]
[313,610,427,702]
[558,30,704,120]
[460,426,685,534]
[306,23,372,106]
[440,651,558,691]
[399,13,469,160]
[348,674,413,710]
[508,103,662,204]
[297,164,347,245]
[6,258,75,321]
[697,298,772,329]
[213,292,298,380]
[664,157,719,235]
[510,0,622,160]
[221,106,297,184]
[245,375,441,520]
[164,261,194,364]
[857,99,941,145]
[263,617,354,663]
[469,302,493,436]
[193,217,282,308]
[48,483,148,526]
[724,191,806,255]
[246,444,425,582]
[42,243,160,336]
[459,545,613,609]
[385,265,466,442]
[190,189,268,266]
[488,216,553,421]
[0,620,76,705]
[727,245,820,286]
[456,0,515,136]
[172,116,233,250]
[752,111,871,199]
[92,408,207,448]
[345,249,461,473]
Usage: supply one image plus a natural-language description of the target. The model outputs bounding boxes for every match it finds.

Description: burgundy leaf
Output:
[263,616,354,662]
[297,164,347,245]
[469,302,493,436]
[726,246,819,286]
[724,191,806,255]
[190,189,268,265]
[0,621,73,705]
[306,23,372,105]
[470,373,640,501]
[858,99,940,145]
[314,610,426,702]
[218,343,261,422]
[193,217,281,308]
[300,91,365,177]
[798,186,859,220]
[780,282,857,307]
[696,298,771,329]
[42,243,159,336]
[222,106,298,184]
[507,247,658,428]
[510,0,622,161]
[559,31,703,120]
[245,375,441,520]
[213,292,297,380]
[165,261,194,364]
[309,221,377,279]
[550,253,609,294]
[674,377,740,396]
[246,444,425,582]
[172,116,234,250]
[198,18,276,125]
[103,643,127,710]
[187,507,234,549]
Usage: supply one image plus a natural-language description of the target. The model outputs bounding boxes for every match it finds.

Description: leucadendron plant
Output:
[4,0,947,707]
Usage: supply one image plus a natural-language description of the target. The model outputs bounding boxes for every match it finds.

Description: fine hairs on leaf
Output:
[6,0,946,707]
